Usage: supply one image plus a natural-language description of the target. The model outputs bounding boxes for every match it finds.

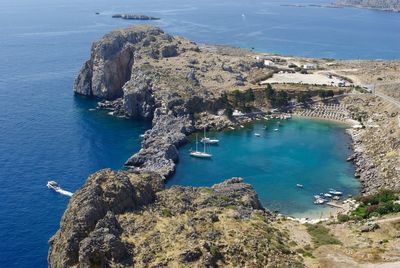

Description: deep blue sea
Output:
[0,0,399,267]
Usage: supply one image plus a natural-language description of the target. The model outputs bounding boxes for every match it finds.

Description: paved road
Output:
[374,91,400,108]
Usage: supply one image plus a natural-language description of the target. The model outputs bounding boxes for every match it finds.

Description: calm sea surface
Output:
[168,119,360,217]
[0,0,398,266]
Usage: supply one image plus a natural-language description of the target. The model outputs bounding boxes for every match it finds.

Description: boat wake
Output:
[47,181,73,197]
[55,188,73,197]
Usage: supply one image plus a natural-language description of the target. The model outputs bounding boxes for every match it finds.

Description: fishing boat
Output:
[329,189,343,195]
[200,128,219,144]
[190,134,212,158]
[296,184,303,188]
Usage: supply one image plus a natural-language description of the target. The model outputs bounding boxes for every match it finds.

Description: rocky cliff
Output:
[74,25,259,179]
[48,170,302,267]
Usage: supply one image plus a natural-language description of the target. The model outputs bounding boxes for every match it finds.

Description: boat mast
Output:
[195,134,198,152]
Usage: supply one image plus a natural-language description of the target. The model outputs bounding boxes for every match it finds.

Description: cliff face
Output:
[48,171,302,267]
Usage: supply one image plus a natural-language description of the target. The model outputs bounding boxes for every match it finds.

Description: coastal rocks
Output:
[48,169,164,267]
[125,110,193,178]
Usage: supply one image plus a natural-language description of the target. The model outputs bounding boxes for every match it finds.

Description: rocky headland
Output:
[48,170,303,267]
[50,25,400,267]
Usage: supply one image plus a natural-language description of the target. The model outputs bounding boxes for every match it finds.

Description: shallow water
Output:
[168,119,360,218]
[0,0,395,266]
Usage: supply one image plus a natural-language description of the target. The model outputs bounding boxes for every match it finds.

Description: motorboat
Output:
[274,128,279,131]
[324,193,333,198]
[254,133,261,137]
[201,137,219,144]
[314,198,326,205]
[296,184,303,188]
[329,189,343,195]
[47,181,60,191]
[201,128,219,144]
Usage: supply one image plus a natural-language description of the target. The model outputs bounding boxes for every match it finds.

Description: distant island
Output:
[334,0,400,12]
[112,14,160,20]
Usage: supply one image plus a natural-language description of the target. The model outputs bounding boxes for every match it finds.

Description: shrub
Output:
[305,224,342,248]
[337,214,350,223]
[161,208,173,217]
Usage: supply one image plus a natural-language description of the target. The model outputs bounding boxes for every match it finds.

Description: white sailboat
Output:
[190,134,212,158]
[200,128,219,144]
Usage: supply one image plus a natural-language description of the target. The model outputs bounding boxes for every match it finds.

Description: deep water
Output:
[168,119,360,217]
[0,0,397,266]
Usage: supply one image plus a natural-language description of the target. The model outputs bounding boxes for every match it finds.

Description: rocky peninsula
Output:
[50,25,400,267]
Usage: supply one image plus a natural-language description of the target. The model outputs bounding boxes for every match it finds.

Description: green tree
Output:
[244,88,255,103]
[274,91,288,107]
[297,92,311,103]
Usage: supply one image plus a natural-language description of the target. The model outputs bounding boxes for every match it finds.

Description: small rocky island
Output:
[334,0,400,12]
[112,14,160,20]
[49,25,400,267]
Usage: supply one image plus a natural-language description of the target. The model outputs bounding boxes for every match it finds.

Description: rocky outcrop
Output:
[49,172,302,267]
[125,110,193,178]
[122,70,155,119]
[73,26,178,100]
[48,169,164,267]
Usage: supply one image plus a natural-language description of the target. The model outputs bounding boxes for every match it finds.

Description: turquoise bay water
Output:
[0,0,397,266]
[168,119,360,217]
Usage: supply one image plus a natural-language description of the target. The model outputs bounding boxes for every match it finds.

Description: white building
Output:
[303,63,316,70]
[264,60,274,66]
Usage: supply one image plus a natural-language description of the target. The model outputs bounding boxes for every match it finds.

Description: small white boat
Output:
[201,137,219,144]
[296,184,303,188]
[314,198,325,205]
[190,134,212,159]
[190,151,212,158]
[324,193,333,198]
[47,181,60,191]
[201,128,219,144]
[329,189,343,195]
[332,196,340,201]
[274,128,279,131]
[228,126,235,130]
[47,180,73,197]
[254,133,261,137]
[240,125,245,128]
[139,134,145,138]
[314,195,321,199]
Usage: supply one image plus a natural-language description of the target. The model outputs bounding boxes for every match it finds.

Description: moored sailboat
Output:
[190,134,212,158]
